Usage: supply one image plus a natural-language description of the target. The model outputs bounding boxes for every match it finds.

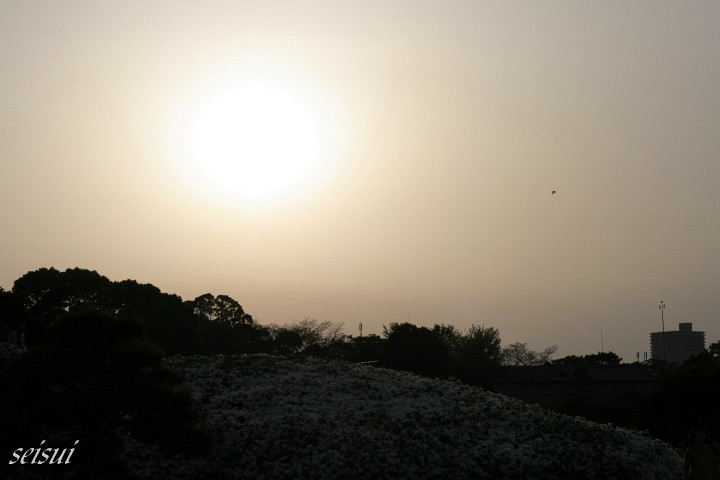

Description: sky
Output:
[2,1,719,362]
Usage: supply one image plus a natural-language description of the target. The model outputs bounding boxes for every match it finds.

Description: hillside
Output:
[119,355,682,479]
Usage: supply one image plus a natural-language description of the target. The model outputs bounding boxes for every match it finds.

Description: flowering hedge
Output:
[118,354,682,479]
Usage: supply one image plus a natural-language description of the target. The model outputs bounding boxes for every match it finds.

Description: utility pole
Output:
[659,301,666,370]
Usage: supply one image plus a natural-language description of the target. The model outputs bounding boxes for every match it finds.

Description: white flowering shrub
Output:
[117,354,682,479]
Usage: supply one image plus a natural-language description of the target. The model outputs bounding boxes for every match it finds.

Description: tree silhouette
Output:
[432,323,463,353]
[11,268,199,353]
[380,322,449,377]
[645,351,720,446]
[12,267,113,324]
[0,311,206,477]
[191,293,254,326]
[553,352,622,365]
[107,279,199,354]
[454,325,503,387]
[267,318,345,356]
[0,287,26,330]
[708,340,720,359]
[502,342,558,366]
[346,334,386,362]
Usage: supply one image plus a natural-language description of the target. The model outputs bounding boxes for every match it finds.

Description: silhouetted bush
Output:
[0,311,207,478]
[347,334,386,362]
[644,351,720,447]
[453,325,503,387]
[380,323,450,377]
[265,318,346,357]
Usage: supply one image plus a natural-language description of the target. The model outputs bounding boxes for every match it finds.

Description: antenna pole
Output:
[659,301,666,362]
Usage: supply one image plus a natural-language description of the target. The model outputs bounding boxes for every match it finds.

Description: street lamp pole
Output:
[659,301,666,364]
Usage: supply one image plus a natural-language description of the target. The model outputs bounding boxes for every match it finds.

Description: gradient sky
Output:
[2,1,719,362]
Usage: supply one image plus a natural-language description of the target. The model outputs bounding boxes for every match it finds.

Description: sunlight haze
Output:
[2,1,719,362]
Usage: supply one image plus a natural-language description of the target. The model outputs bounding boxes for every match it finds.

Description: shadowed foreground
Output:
[118,355,682,479]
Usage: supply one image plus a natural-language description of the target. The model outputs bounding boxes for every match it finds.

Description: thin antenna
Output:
[659,301,666,363]
[601,330,604,353]
[359,322,363,338]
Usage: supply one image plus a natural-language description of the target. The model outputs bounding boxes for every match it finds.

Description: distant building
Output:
[650,322,705,364]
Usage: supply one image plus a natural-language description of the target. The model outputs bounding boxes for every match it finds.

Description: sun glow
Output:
[189,85,320,204]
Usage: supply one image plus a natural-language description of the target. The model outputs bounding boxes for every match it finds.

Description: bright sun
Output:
[191,85,319,203]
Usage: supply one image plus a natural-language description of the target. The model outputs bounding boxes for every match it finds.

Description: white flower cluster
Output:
[118,355,682,479]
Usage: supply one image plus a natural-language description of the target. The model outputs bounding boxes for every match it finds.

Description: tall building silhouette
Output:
[650,322,705,364]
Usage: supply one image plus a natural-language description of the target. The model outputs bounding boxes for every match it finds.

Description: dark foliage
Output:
[263,318,346,357]
[7,265,718,455]
[380,322,450,377]
[453,325,503,387]
[191,293,254,326]
[552,352,622,365]
[346,334,386,362]
[108,280,197,354]
[644,351,720,447]
[12,268,204,354]
[0,286,27,326]
[546,350,720,448]
[0,311,207,478]
[375,322,504,386]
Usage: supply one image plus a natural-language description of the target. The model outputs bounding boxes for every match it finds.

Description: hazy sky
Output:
[2,1,719,361]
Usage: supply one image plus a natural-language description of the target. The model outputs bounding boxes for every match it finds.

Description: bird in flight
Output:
[551,190,556,195]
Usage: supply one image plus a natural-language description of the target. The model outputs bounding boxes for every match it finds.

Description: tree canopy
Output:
[380,322,450,377]
[7,268,254,354]
[190,293,254,326]
[552,352,622,365]
[453,325,503,387]
[502,342,558,366]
